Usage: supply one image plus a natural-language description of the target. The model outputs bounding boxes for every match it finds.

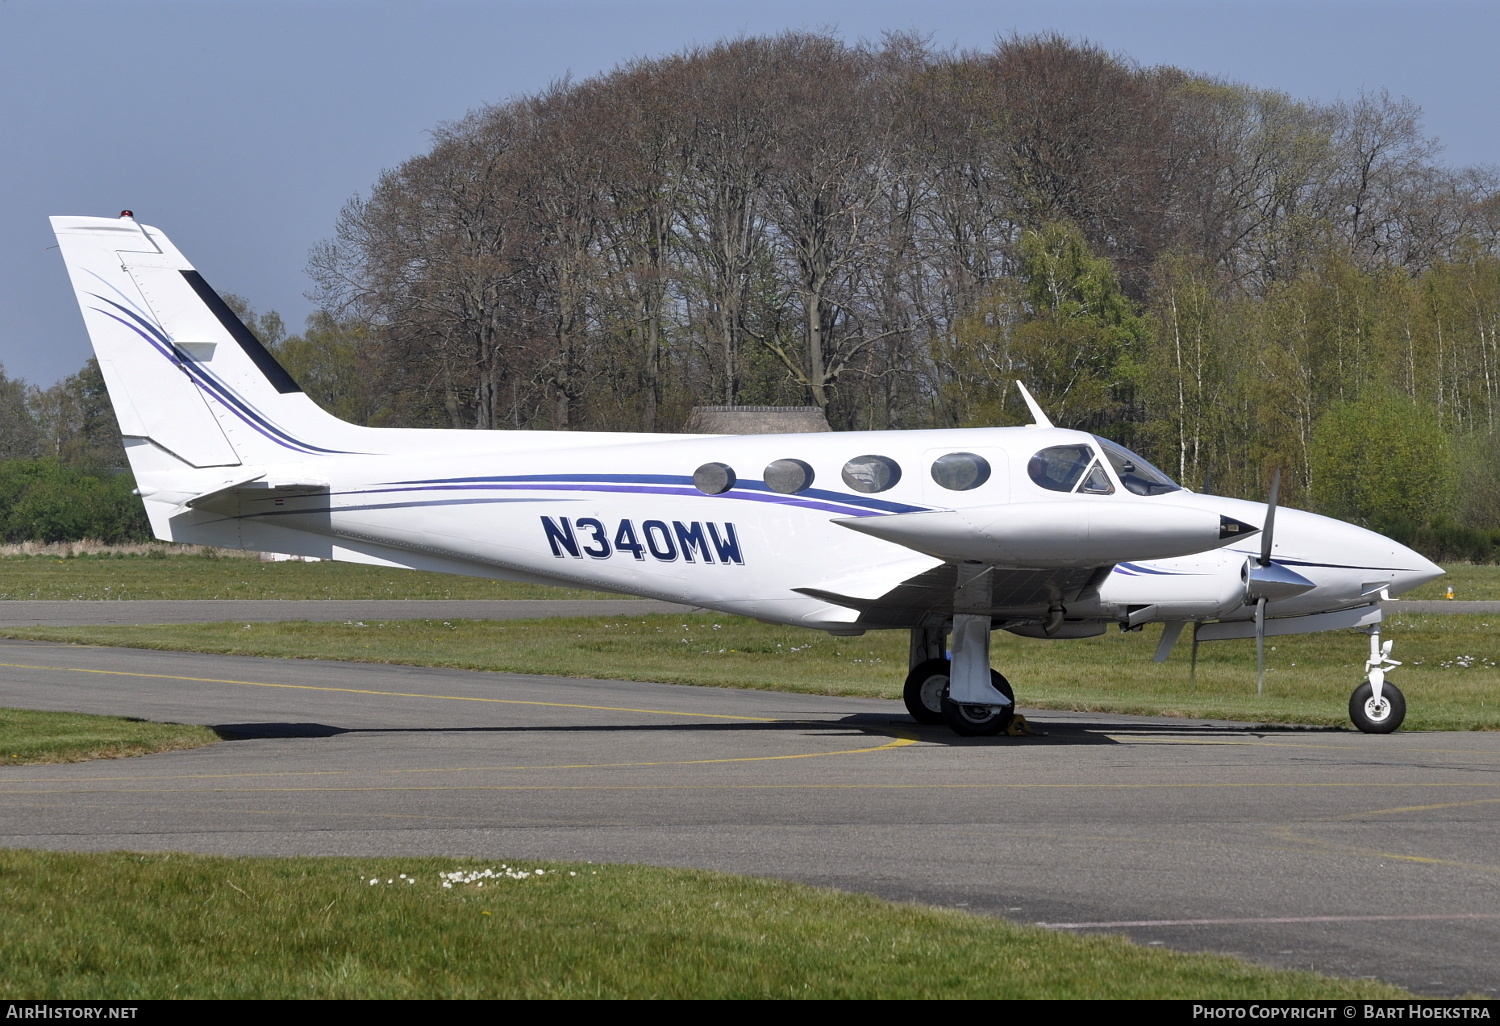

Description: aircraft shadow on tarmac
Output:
[210,716,1341,747]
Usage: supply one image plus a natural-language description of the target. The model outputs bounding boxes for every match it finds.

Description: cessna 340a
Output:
[51,213,1444,736]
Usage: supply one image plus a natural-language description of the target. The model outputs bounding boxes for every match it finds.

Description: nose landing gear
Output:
[1350,628,1405,734]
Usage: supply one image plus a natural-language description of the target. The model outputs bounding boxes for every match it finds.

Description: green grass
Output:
[0,708,218,764]
[5,610,1496,730]
[0,562,1475,1001]
[6,552,1490,601]
[0,552,619,601]
[1405,563,1500,600]
[0,850,1409,999]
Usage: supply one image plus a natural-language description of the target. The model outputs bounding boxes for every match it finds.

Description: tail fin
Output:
[50,214,368,472]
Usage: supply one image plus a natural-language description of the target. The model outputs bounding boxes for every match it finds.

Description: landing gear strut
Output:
[1350,628,1405,734]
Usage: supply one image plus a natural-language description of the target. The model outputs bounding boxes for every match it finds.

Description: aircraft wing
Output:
[795,560,1111,629]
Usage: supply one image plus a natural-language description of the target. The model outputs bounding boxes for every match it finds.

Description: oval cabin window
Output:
[764,458,815,494]
[841,455,901,494]
[693,462,736,495]
[930,452,991,491]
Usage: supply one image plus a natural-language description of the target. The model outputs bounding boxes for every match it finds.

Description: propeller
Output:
[1254,469,1279,696]
[1242,469,1314,695]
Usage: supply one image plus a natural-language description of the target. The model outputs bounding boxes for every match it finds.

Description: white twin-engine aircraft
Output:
[51,213,1444,736]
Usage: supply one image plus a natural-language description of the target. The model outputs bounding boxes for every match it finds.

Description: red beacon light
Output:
[119,210,134,219]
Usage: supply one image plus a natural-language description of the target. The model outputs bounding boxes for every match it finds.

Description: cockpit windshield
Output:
[1093,437,1182,496]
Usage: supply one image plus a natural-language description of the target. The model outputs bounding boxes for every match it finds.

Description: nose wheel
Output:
[1350,679,1405,733]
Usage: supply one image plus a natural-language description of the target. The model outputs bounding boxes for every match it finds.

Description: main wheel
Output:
[940,670,1015,737]
[903,658,952,725]
[1349,679,1405,734]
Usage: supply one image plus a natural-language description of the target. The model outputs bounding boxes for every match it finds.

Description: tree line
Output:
[302,32,1498,553]
[0,359,148,543]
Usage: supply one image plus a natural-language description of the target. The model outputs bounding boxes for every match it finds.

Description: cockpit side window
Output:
[1078,461,1114,494]
[1094,437,1182,496]
[1027,444,1094,493]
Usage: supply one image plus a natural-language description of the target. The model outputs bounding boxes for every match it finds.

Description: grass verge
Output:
[3,553,1495,601]
[0,708,217,765]
[1405,563,1500,600]
[0,552,618,601]
[0,850,1409,999]
[3,609,1496,730]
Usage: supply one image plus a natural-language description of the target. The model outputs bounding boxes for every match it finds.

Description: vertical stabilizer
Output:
[50,214,369,472]
[52,215,240,467]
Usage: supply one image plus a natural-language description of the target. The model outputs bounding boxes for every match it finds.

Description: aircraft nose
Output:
[1392,545,1444,595]
[1275,508,1443,601]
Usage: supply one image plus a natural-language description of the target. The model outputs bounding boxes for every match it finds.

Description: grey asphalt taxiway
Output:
[2,637,1497,996]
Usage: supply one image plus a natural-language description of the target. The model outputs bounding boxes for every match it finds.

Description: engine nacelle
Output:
[1083,551,1249,621]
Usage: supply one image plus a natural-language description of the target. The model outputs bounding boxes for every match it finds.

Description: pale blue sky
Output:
[4,0,1496,386]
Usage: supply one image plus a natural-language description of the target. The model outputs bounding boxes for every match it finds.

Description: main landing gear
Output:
[903,658,1016,736]
[906,619,1019,737]
[1350,628,1405,734]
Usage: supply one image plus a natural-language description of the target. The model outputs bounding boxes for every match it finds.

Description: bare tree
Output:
[312,108,535,428]
[671,39,779,406]
[306,28,1500,473]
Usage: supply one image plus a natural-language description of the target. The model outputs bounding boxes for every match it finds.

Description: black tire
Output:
[903,658,952,725]
[1349,679,1405,734]
[940,670,1016,737]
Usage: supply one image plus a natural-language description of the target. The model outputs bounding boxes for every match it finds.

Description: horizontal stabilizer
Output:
[185,474,330,515]
[184,473,268,509]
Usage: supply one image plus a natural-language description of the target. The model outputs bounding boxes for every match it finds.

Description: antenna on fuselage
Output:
[1015,381,1054,429]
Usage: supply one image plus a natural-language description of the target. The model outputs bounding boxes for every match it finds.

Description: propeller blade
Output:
[1253,470,1279,696]
[1258,468,1281,567]
[1255,596,1267,696]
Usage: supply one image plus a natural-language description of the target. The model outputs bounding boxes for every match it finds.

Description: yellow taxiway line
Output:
[0,660,921,773]
[0,659,780,721]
